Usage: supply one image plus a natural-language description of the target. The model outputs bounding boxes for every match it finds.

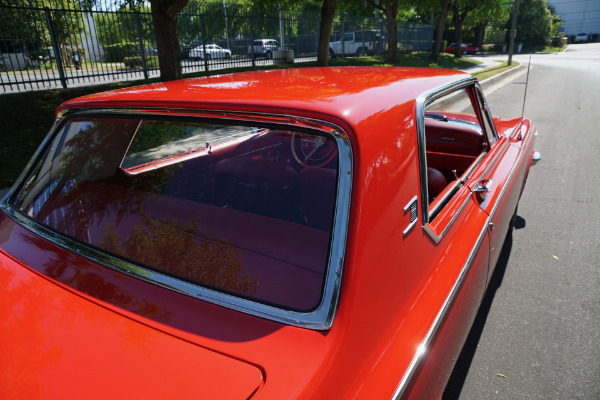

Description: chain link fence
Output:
[0,0,432,93]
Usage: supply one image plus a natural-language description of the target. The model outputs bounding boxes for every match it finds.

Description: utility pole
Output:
[508,0,519,66]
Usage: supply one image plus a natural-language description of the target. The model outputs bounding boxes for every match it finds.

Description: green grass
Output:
[472,61,519,81]
[0,53,482,188]
[522,44,565,53]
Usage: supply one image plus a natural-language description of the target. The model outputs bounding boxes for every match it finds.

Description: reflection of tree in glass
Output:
[56,119,138,184]
[35,118,185,241]
[128,121,206,154]
[99,216,259,296]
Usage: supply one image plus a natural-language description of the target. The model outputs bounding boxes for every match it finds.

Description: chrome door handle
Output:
[472,179,493,200]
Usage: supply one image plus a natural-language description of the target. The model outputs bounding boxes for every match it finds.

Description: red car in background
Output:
[445,43,479,55]
[0,67,537,399]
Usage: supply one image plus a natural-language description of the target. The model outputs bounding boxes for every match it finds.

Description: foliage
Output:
[547,3,563,39]
[123,55,159,67]
[466,0,508,31]
[103,42,142,62]
[0,1,50,52]
[94,4,154,49]
[512,0,553,45]
[101,215,259,296]
[0,0,86,66]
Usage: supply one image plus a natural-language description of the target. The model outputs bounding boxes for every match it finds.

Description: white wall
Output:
[549,0,600,35]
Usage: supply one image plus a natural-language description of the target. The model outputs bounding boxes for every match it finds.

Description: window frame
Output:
[1,107,354,330]
[416,77,492,243]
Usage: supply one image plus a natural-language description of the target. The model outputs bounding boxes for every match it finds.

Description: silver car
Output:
[189,44,232,60]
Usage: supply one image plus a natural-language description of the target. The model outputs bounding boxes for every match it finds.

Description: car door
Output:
[406,81,494,396]
[468,87,535,277]
[419,84,492,298]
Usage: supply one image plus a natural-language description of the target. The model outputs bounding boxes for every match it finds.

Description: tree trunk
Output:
[430,0,451,62]
[474,24,485,50]
[317,0,336,66]
[385,0,399,64]
[150,0,189,82]
[452,8,469,58]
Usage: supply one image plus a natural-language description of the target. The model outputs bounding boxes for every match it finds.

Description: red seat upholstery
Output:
[427,167,448,201]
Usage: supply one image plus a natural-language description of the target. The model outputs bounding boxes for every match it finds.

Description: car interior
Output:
[423,88,489,214]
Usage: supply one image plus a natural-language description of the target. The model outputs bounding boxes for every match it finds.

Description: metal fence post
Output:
[341,17,345,58]
[0,4,434,93]
[200,14,208,71]
[135,13,148,80]
[362,24,366,55]
[249,16,255,67]
[44,7,67,89]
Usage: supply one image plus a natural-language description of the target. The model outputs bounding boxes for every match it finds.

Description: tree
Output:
[449,0,476,58]
[317,0,337,65]
[464,0,506,50]
[430,0,451,61]
[435,0,505,59]
[367,0,401,63]
[512,0,552,45]
[0,0,87,66]
[547,4,563,38]
[150,0,189,81]
[250,0,338,66]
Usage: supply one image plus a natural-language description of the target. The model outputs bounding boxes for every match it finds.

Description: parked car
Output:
[179,41,200,59]
[574,32,589,42]
[329,30,381,57]
[0,67,538,399]
[444,42,479,55]
[189,44,231,60]
[247,39,278,59]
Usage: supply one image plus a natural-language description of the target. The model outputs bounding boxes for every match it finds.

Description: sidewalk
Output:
[460,54,510,74]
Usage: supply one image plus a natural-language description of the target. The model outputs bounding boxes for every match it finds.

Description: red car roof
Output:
[60,67,469,128]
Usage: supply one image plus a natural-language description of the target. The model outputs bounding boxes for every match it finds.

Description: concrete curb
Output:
[478,64,526,90]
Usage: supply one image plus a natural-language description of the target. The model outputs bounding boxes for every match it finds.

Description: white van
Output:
[329,31,381,57]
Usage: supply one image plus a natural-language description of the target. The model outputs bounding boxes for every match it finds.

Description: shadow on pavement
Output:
[442,218,520,399]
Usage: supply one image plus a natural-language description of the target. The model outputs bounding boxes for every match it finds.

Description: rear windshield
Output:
[11,116,340,311]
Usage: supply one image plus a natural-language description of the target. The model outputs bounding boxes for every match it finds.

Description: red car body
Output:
[0,67,536,399]
[444,43,479,55]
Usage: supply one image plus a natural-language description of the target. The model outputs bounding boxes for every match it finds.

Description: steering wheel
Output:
[291,132,338,168]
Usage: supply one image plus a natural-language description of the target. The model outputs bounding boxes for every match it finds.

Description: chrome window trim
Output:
[426,151,486,223]
[0,107,354,331]
[391,121,533,399]
[415,76,480,241]
[474,85,499,143]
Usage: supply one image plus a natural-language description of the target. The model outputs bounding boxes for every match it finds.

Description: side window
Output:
[343,32,353,42]
[423,87,489,221]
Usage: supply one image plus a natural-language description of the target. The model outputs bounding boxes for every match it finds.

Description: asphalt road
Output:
[444,43,600,399]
